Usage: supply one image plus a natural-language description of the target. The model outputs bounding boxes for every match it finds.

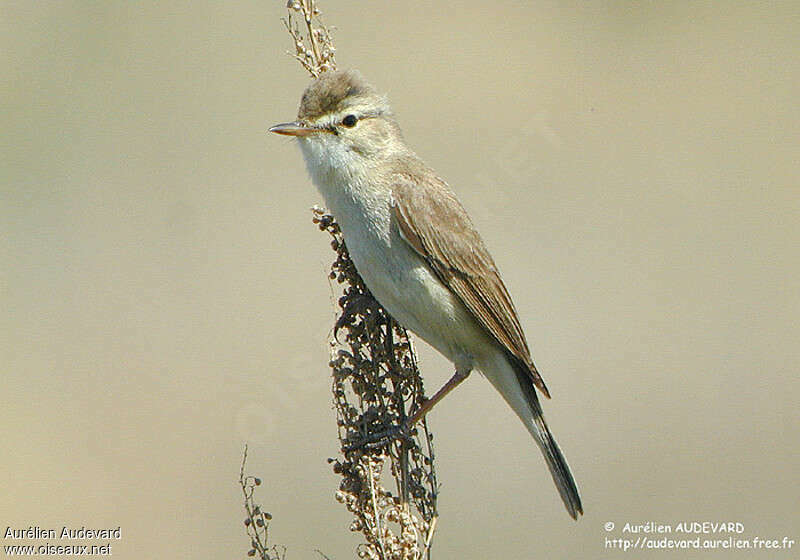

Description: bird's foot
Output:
[342,423,414,453]
[333,293,378,339]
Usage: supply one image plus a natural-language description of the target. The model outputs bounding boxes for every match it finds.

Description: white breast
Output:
[298,137,496,373]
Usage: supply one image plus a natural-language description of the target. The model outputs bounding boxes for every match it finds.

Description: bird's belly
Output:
[312,173,494,371]
[346,231,493,372]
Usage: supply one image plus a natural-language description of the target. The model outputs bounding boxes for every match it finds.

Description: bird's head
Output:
[270,70,406,176]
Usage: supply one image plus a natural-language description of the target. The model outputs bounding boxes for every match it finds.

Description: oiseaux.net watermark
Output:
[3,526,121,557]
[603,521,795,553]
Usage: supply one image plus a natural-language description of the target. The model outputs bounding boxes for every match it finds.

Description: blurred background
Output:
[2,1,798,558]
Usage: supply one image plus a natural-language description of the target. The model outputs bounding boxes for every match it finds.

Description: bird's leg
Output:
[406,367,471,427]
[343,367,471,452]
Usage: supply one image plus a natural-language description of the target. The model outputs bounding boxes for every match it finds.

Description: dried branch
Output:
[314,208,439,560]
[274,2,441,557]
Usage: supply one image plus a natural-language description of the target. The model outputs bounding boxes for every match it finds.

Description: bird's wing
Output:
[391,174,550,398]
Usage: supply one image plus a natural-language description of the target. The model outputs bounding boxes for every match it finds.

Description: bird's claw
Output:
[342,423,414,453]
[334,293,378,339]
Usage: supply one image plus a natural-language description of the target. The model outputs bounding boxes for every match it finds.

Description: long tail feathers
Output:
[512,363,583,519]
[531,413,583,519]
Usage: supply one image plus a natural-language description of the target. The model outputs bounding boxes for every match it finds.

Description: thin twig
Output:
[283,0,336,77]
[367,462,388,559]
[240,445,280,559]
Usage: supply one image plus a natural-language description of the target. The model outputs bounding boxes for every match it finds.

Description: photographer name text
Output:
[4,526,121,540]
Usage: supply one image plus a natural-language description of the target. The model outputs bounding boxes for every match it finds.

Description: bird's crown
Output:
[298,70,387,121]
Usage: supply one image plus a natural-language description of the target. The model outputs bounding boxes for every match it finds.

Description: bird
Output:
[270,69,582,519]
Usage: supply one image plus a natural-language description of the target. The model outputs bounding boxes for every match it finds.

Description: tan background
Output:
[2,1,798,558]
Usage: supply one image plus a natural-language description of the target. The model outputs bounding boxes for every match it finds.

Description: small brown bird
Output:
[271,70,582,519]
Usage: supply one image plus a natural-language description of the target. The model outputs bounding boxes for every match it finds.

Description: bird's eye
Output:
[342,114,358,128]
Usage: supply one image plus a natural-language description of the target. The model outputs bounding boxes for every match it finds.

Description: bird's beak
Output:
[269,121,318,137]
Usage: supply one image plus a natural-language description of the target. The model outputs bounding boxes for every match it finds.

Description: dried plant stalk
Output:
[283,0,336,77]
[274,1,440,557]
[240,445,286,560]
[314,208,439,560]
